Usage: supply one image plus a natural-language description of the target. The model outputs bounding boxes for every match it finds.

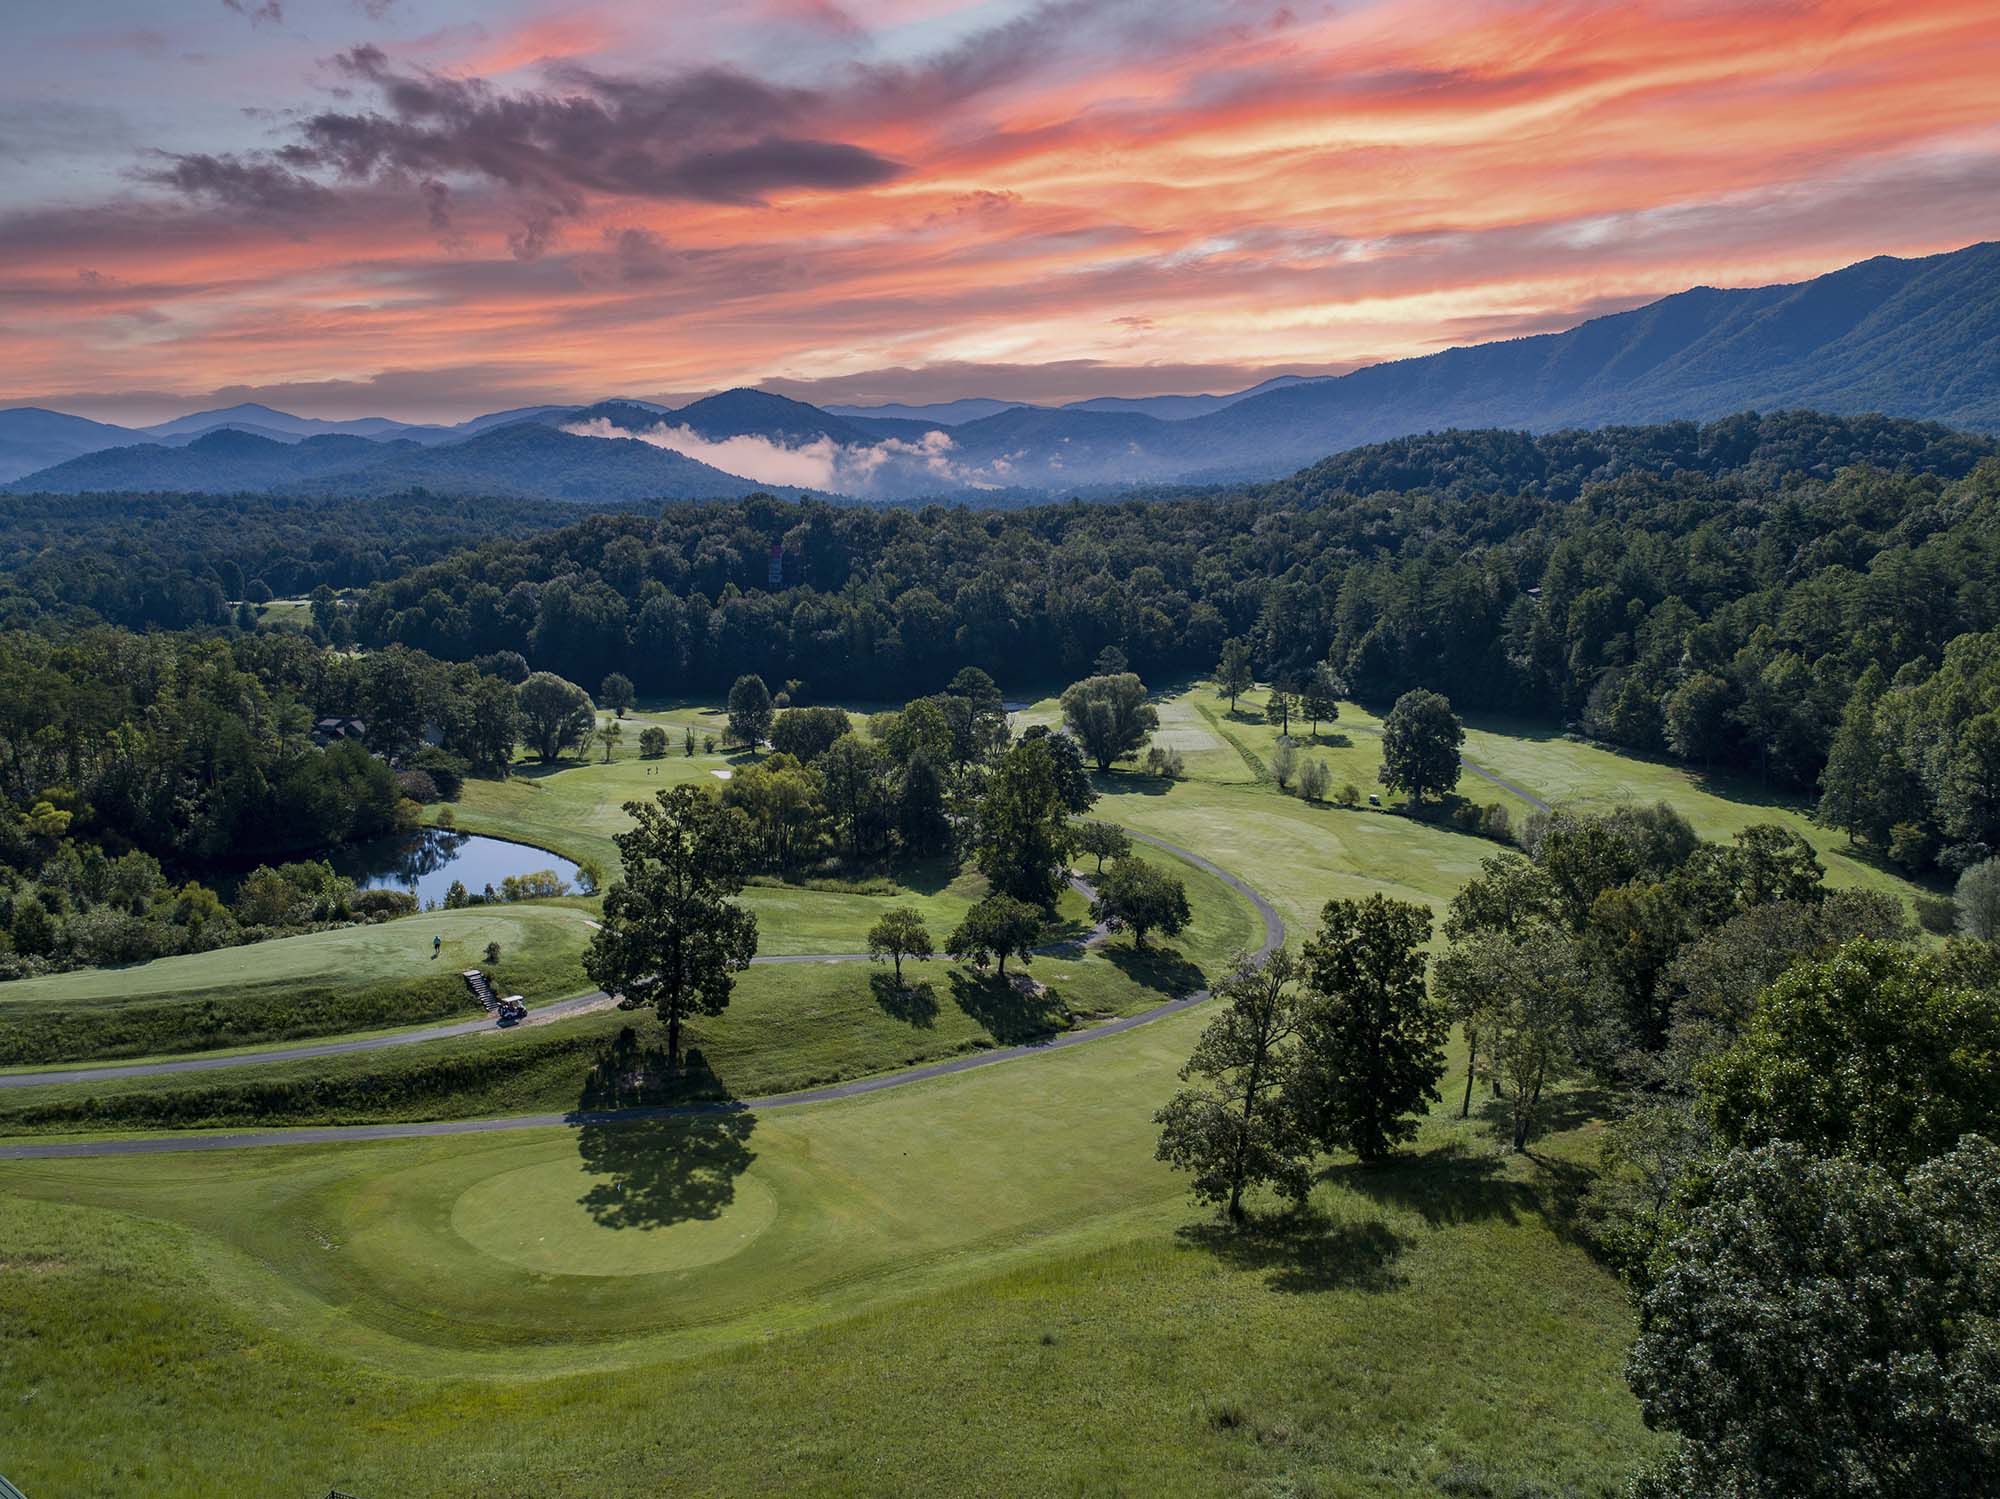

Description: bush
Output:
[1480,802,1513,843]
[395,769,441,804]
[1299,759,1330,802]
[1450,800,1482,832]
[500,870,571,901]
[1914,892,1959,934]
[484,940,502,965]
[1338,783,1360,807]
[638,726,668,759]
[352,888,419,920]
[1144,745,1186,779]
[409,747,468,800]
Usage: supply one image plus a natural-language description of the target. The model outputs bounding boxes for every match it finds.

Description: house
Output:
[311,716,368,746]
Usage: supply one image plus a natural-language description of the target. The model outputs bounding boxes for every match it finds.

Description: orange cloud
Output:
[3,0,1999,419]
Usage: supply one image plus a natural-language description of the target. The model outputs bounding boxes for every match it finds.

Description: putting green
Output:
[451,1156,778,1277]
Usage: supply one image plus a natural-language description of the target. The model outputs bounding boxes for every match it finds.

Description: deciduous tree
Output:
[1090,857,1190,949]
[1293,895,1444,1162]
[583,785,759,1068]
[867,907,934,985]
[1377,688,1463,804]
[1155,951,1311,1220]
[1059,672,1159,771]
[516,671,595,764]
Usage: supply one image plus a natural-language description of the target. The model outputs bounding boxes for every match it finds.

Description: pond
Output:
[328,829,582,908]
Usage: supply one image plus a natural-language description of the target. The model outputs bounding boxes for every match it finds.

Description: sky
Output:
[2,0,1998,425]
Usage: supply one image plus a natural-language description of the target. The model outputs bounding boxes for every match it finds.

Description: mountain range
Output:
[7,240,1998,501]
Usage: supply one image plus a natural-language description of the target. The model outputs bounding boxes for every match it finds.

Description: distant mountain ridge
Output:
[7,240,1999,497]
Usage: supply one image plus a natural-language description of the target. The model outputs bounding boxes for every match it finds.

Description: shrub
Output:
[1914,892,1959,934]
[500,870,571,901]
[352,888,419,920]
[1270,737,1298,790]
[1450,800,1482,832]
[395,769,441,804]
[407,748,466,800]
[1480,802,1513,843]
[1299,759,1330,802]
[1338,783,1360,807]
[484,940,502,965]
[638,726,668,759]
[1144,745,1186,779]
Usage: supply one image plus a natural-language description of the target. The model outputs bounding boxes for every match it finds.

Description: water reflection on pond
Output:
[328,829,582,908]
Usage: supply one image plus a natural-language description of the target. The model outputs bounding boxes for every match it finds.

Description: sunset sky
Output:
[4,0,1999,423]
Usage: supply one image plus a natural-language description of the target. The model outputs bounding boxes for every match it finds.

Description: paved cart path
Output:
[0,830,1283,1158]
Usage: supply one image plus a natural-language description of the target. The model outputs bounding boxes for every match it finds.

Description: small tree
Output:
[726,674,774,748]
[1954,856,2000,940]
[1293,895,1445,1162]
[1299,663,1342,738]
[1378,688,1464,804]
[1072,820,1131,874]
[867,907,934,986]
[1299,759,1330,803]
[1155,950,1311,1221]
[1216,638,1254,711]
[600,717,623,762]
[1264,689,1294,737]
[599,672,636,717]
[1338,782,1360,807]
[639,725,668,759]
[1270,736,1298,790]
[683,724,697,757]
[1059,672,1159,771]
[946,894,1042,978]
[1090,857,1191,949]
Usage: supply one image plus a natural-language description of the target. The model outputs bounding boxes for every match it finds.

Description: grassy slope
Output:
[0,1006,1658,1498]
[6,683,1907,1495]
[0,843,1252,1133]
[0,905,596,1064]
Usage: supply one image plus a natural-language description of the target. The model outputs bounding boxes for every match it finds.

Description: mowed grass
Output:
[0,905,596,1065]
[0,1003,1659,1497]
[0,842,1253,1133]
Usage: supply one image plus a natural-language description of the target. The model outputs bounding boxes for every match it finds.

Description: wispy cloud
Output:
[3,0,1999,420]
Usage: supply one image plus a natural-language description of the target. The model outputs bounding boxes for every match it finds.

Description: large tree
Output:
[726,673,774,748]
[515,671,595,764]
[1059,672,1159,772]
[1155,950,1312,1220]
[1628,1136,2000,1499]
[599,672,635,717]
[974,735,1073,909]
[583,785,759,1068]
[1699,939,2000,1172]
[1293,894,1445,1162]
[1377,688,1464,804]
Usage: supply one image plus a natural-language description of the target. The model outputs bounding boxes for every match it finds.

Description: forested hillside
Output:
[6,410,2000,875]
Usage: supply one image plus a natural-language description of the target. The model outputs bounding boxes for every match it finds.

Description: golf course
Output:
[0,684,1935,1496]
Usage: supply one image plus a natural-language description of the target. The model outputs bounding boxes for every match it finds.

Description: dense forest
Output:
[6,410,2000,878]
[0,491,649,632]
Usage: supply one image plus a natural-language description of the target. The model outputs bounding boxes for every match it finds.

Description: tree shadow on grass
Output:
[870,971,939,1027]
[1473,1085,1620,1149]
[571,1031,757,1232]
[948,968,1071,1043]
[1322,1139,1602,1252]
[1178,1205,1410,1294]
[1092,771,1172,797]
[1100,938,1206,998]
[1320,1143,1539,1230]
